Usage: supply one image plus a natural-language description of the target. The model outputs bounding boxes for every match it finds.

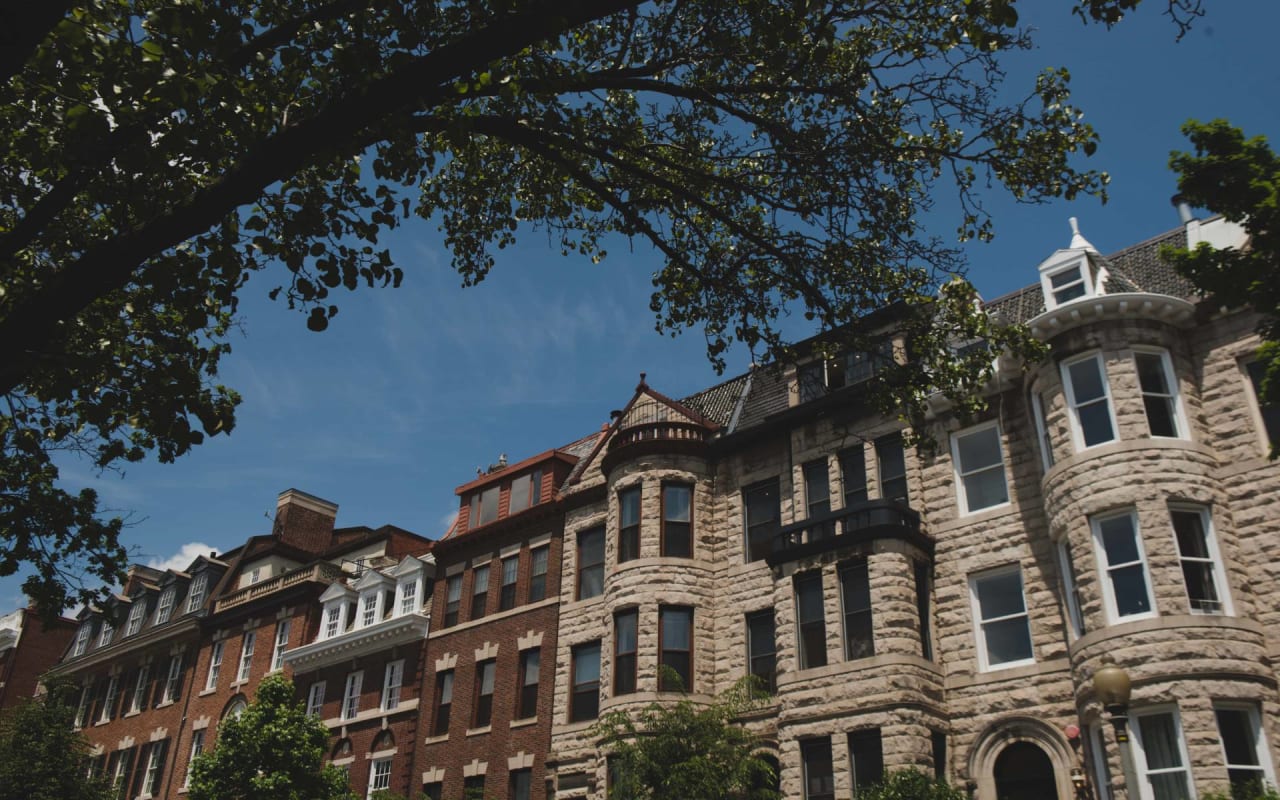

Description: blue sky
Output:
[15,2,1280,610]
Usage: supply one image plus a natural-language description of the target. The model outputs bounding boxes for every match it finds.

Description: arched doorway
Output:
[994,741,1058,800]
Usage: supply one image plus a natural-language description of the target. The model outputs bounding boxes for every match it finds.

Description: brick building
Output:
[0,606,77,709]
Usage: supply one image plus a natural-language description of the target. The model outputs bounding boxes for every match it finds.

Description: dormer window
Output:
[358,591,381,628]
[508,469,543,515]
[124,600,146,636]
[1047,263,1089,305]
[398,577,420,615]
[798,340,893,403]
[322,604,343,639]
[469,486,500,529]
[186,572,208,613]
[155,586,176,624]
[97,617,114,647]
[1038,220,1100,310]
[71,622,91,657]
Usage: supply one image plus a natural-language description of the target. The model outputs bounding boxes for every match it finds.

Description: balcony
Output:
[602,421,711,474]
[214,562,345,613]
[765,500,930,566]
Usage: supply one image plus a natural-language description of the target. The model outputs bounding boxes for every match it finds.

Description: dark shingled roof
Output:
[734,365,791,432]
[680,373,750,428]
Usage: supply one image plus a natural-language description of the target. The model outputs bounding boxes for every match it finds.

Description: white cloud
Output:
[146,541,216,573]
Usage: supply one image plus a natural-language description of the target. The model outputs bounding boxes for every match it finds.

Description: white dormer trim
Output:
[318,584,356,641]
[1038,217,1103,310]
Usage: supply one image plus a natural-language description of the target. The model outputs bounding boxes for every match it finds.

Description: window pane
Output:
[840,560,874,660]
[1099,516,1141,564]
[744,481,780,561]
[984,618,1034,664]
[1138,713,1184,770]
[1110,565,1153,616]
[963,468,1009,511]
[849,729,885,791]
[664,484,692,558]
[1078,402,1116,446]
[876,436,908,503]
[976,572,1025,620]
[802,739,835,800]
[509,474,531,514]
[746,610,776,692]
[1216,708,1261,767]
[957,427,1002,471]
[804,461,830,519]
[1069,358,1106,402]
[840,449,868,506]
[661,608,691,650]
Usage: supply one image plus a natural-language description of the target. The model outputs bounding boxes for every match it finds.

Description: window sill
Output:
[124,709,142,718]
[979,656,1037,673]
[229,679,248,690]
[465,726,492,737]
[198,688,216,697]
[423,733,448,745]
[510,717,537,729]
[156,699,175,709]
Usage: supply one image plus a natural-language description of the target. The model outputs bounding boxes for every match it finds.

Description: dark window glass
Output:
[619,487,641,563]
[799,362,826,403]
[499,555,519,611]
[463,775,485,800]
[578,527,605,599]
[528,546,548,602]
[473,660,495,728]
[1215,707,1267,797]
[470,564,489,621]
[932,731,948,781]
[1171,508,1223,613]
[510,769,533,800]
[443,575,462,627]
[659,606,692,692]
[804,460,831,520]
[432,670,453,736]
[914,561,933,660]
[662,484,692,557]
[839,448,868,507]
[471,486,499,528]
[801,738,835,800]
[849,728,885,791]
[509,468,542,515]
[744,480,780,562]
[517,649,539,720]
[746,609,776,693]
[570,642,600,722]
[424,783,443,800]
[794,571,827,669]
[876,436,909,503]
[1246,360,1280,449]
[614,610,638,695]
[839,559,874,660]
[1136,352,1180,437]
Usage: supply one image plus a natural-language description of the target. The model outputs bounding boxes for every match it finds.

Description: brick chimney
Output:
[273,489,339,555]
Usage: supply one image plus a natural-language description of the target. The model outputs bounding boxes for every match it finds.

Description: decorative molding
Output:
[422,767,445,784]
[150,727,168,742]
[117,736,135,751]
[192,716,210,731]
[508,751,535,770]
[462,759,488,778]
[517,630,543,651]
[281,613,429,672]
[475,641,499,661]
[435,652,458,672]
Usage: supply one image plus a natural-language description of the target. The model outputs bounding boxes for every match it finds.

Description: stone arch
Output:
[968,716,1075,800]
[371,729,395,752]
[331,737,352,759]
[220,694,248,721]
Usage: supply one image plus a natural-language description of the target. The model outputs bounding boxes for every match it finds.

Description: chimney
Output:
[1171,194,1196,225]
[273,489,339,555]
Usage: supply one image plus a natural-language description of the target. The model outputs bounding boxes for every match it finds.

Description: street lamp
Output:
[1092,665,1140,800]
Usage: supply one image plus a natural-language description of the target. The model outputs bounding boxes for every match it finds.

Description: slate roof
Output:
[680,373,751,428]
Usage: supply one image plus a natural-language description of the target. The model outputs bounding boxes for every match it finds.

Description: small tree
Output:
[855,770,967,800]
[592,676,779,800]
[0,677,111,800]
[187,673,353,800]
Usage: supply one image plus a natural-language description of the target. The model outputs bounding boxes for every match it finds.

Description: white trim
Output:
[1056,541,1084,641]
[1130,706,1194,800]
[1091,509,1157,623]
[236,630,255,683]
[1030,391,1054,473]
[366,756,393,799]
[950,421,1010,515]
[1132,347,1189,440]
[342,670,363,720]
[271,619,291,671]
[1039,251,1094,310]
[1169,504,1233,616]
[381,659,404,712]
[205,639,224,691]
[1061,352,1119,451]
[968,565,1035,672]
[1213,702,1278,790]
[306,681,326,717]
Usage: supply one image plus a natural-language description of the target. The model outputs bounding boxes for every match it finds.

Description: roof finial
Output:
[637,372,648,390]
[1068,216,1098,252]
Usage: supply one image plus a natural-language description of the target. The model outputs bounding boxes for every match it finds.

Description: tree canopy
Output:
[1164,119,1280,443]
[0,678,112,800]
[1,0,1201,613]
[186,673,352,800]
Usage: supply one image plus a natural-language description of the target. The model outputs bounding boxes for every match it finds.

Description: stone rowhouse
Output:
[46,488,433,800]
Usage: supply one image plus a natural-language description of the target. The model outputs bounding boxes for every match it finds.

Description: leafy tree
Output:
[1165,119,1280,442]
[854,770,967,800]
[0,677,112,800]
[593,676,779,800]
[186,673,353,800]
[0,0,1197,613]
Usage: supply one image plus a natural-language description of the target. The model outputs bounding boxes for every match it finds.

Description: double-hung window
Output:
[1135,349,1184,438]
[125,600,146,637]
[848,729,885,792]
[528,546,548,602]
[618,487,641,563]
[1131,709,1193,800]
[184,730,204,787]
[876,436,909,503]
[1030,391,1055,472]
[1215,704,1276,797]
[155,587,175,625]
[613,610,638,695]
[72,623,91,657]
[1045,262,1090,306]
[1063,353,1118,449]
[470,565,490,620]
[129,665,149,714]
[509,469,542,515]
[1245,360,1280,451]
[306,681,326,717]
[915,561,934,661]
[577,527,605,600]
[840,559,874,660]
[803,460,831,520]
[1092,510,1155,621]
[801,738,835,800]
[382,659,403,711]
[570,642,601,722]
[743,479,780,562]
[970,566,1034,670]
[205,641,224,691]
[659,606,692,692]
[342,670,363,720]
[236,631,255,682]
[952,422,1010,513]
[162,653,183,704]
[472,660,495,727]
[367,758,392,799]
[499,555,519,611]
[840,447,869,507]
[98,617,115,648]
[360,591,379,627]
[432,670,453,735]
[517,648,539,719]
[746,609,776,693]
[186,573,208,613]
[1171,506,1229,614]
[469,486,499,529]
[322,604,342,639]
[141,742,163,797]
[510,769,533,800]
[443,575,462,627]
[662,483,693,557]
[271,620,290,671]
[100,675,120,722]
[398,577,419,615]
[1056,541,1086,639]
[794,571,827,669]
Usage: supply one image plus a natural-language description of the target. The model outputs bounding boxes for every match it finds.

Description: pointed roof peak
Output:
[1069,216,1098,252]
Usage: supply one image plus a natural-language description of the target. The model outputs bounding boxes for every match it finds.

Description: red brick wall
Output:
[0,609,75,708]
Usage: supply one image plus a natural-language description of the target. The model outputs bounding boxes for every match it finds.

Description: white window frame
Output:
[1133,347,1187,440]
[186,573,208,613]
[1030,391,1055,473]
[1061,352,1119,451]
[236,630,256,683]
[1055,541,1085,641]
[1091,509,1157,623]
[396,575,420,616]
[125,600,146,637]
[99,675,119,723]
[72,623,91,657]
[382,659,404,711]
[184,729,204,788]
[307,681,326,717]
[1130,707,1194,800]
[359,590,380,628]
[74,683,91,728]
[1040,255,1094,309]
[205,640,224,691]
[98,617,115,648]
[342,670,363,720]
[141,744,162,797]
[155,587,175,624]
[321,603,344,640]
[1214,702,1277,791]
[951,421,1010,515]
[1088,723,1113,800]
[367,757,392,799]
[1169,504,1232,616]
[968,565,1035,672]
[163,653,183,703]
[270,619,291,671]
[130,664,150,713]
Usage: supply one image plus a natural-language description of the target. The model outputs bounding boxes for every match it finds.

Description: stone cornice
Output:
[47,616,201,676]
[282,613,429,672]
[1026,292,1196,341]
